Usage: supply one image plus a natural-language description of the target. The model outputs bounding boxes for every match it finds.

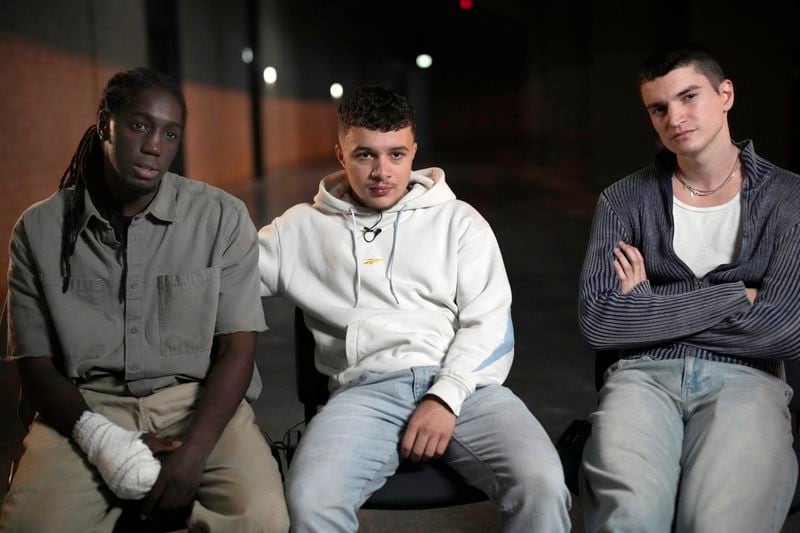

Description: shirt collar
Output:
[76,172,179,234]
[144,172,179,223]
[78,187,110,235]
[654,139,772,192]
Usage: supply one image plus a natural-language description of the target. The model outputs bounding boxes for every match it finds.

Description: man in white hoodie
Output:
[258,86,570,532]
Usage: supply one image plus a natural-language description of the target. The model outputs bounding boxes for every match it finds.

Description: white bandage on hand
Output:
[72,411,161,500]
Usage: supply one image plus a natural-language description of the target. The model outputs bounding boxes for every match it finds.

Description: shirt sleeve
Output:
[5,217,60,360]
[214,202,267,335]
[578,194,751,351]
[681,223,800,359]
[426,218,514,416]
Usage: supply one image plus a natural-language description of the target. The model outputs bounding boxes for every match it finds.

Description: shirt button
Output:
[130,282,138,290]
[129,326,138,334]
[130,362,139,371]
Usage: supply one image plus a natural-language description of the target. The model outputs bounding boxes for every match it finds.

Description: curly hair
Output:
[638,44,726,89]
[337,85,415,134]
[58,67,186,293]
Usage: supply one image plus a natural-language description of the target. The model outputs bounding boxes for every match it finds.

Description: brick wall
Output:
[182,83,254,189]
[0,34,128,297]
[263,97,338,171]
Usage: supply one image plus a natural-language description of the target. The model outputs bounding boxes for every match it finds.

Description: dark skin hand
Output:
[141,331,255,517]
[16,356,90,437]
[17,331,255,517]
[16,357,181,452]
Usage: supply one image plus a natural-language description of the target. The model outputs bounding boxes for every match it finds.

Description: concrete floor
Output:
[2,156,800,531]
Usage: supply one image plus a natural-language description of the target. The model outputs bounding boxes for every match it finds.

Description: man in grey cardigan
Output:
[579,44,800,532]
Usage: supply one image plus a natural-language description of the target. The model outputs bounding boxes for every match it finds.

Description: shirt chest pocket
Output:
[39,274,114,363]
[157,267,220,356]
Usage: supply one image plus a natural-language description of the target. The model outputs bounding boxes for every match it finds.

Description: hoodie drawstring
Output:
[348,208,362,307]
[348,205,407,307]
[386,204,407,304]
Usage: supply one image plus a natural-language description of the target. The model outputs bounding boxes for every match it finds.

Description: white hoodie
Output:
[258,167,513,415]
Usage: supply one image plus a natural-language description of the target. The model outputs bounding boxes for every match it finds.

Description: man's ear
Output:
[719,79,734,113]
[335,144,345,168]
[96,110,110,141]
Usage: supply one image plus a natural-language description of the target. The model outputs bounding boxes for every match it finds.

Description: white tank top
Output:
[672,193,741,278]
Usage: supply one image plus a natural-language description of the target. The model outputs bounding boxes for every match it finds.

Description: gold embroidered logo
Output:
[363,258,384,265]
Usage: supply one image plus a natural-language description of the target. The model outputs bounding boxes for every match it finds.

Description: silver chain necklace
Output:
[674,157,740,197]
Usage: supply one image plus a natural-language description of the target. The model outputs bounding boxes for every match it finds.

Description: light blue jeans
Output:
[285,366,571,532]
[582,356,797,533]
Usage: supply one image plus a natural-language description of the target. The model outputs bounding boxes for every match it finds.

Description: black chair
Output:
[289,307,488,510]
[556,352,800,515]
[554,350,616,495]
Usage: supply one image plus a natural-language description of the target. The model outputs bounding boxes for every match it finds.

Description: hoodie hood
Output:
[310,167,455,307]
[312,167,455,214]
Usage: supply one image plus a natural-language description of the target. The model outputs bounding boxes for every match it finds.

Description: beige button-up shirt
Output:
[6,173,266,399]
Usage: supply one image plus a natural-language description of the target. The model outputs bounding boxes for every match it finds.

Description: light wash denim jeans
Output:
[581,356,797,533]
[285,366,571,532]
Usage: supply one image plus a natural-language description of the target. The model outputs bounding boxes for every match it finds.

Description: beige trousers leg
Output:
[0,382,289,533]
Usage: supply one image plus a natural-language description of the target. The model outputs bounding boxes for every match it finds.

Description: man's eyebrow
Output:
[351,145,410,153]
[645,84,704,111]
[130,111,183,129]
[676,84,702,97]
[645,100,666,111]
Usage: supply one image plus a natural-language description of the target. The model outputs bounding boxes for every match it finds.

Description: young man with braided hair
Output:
[258,85,571,532]
[1,68,289,532]
[579,44,800,532]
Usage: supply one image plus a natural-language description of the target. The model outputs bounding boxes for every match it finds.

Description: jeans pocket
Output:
[604,355,655,381]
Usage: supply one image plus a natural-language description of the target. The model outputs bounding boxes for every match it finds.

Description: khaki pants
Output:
[0,381,289,533]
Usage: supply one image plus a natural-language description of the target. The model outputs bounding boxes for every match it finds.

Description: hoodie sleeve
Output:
[578,193,751,351]
[425,218,514,415]
[257,219,283,297]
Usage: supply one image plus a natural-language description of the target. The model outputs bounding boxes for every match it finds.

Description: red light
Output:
[459,0,472,10]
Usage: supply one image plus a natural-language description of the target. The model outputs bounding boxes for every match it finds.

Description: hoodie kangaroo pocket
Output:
[345,311,454,367]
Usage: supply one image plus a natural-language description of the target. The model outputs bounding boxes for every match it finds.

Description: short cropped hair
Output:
[638,44,726,89]
[337,86,416,134]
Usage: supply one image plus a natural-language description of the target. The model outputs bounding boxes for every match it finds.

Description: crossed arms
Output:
[580,193,800,359]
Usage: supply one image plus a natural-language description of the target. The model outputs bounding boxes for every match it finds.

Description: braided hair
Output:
[58,67,186,293]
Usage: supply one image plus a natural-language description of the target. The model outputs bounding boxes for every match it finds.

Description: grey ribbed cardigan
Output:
[579,140,800,375]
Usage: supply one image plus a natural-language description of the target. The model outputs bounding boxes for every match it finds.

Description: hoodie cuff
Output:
[425,373,476,416]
